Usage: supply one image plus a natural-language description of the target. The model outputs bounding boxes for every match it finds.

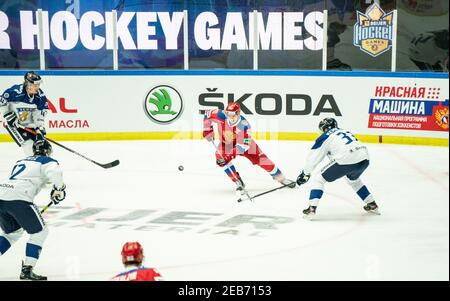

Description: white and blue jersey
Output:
[0,156,64,203]
[0,84,48,128]
[303,128,369,175]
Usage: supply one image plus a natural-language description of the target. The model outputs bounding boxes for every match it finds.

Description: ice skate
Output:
[302,206,317,220]
[363,201,380,215]
[20,263,47,281]
[235,178,251,202]
[236,186,252,202]
[235,178,245,189]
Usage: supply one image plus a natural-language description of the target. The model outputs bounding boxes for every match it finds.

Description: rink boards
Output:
[0,70,448,146]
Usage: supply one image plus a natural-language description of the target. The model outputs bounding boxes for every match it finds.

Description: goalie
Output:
[203,102,296,196]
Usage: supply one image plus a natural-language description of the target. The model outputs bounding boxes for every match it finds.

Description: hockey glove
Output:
[35,127,46,142]
[51,184,66,204]
[3,112,17,127]
[296,171,311,186]
[216,154,233,167]
[203,128,214,142]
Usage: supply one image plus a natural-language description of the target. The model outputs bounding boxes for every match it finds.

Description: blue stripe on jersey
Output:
[217,111,227,120]
[26,243,42,259]
[311,128,341,150]
[357,186,370,200]
[309,189,324,200]
[236,116,250,130]
[0,236,11,255]
[236,144,246,154]
[22,156,58,165]
[4,86,47,110]
[115,267,147,277]
[311,133,329,150]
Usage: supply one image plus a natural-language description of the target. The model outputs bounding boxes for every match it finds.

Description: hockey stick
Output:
[18,126,120,169]
[4,123,25,145]
[40,201,53,214]
[237,182,296,203]
[211,140,253,202]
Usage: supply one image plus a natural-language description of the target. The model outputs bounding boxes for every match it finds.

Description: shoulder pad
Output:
[30,156,59,165]
[217,110,227,120]
[311,132,330,150]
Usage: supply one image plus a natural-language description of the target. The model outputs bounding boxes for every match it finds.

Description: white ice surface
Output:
[0,139,448,281]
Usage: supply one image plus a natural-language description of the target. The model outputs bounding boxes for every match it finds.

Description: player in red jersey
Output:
[112,242,163,281]
[203,102,296,196]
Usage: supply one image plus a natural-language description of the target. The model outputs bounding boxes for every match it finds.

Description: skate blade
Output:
[237,196,252,203]
[302,213,315,221]
[366,209,381,215]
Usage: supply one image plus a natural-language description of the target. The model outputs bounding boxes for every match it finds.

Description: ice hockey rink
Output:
[0,139,448,281]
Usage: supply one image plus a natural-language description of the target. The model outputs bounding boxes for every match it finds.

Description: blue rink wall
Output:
[0,70,448,146]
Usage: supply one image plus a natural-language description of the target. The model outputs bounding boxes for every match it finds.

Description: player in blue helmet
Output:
[0,139,66,280]
[296,117,379,219]
[1,71,49,156]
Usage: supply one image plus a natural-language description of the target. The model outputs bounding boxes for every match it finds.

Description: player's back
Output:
[112,267,163,281]
[0,156,58,202]
[323,128,369,165]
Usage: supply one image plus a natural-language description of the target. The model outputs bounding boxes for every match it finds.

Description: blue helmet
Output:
[33,139,52,156]
[319,118,338,132]
[24,71,42,85]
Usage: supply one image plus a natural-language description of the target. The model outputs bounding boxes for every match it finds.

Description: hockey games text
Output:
[0,10,324,51]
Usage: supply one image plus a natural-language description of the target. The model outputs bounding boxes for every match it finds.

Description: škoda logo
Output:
[144,85,183,124]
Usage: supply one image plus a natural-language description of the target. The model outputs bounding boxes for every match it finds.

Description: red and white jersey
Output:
[112,267,163,281]
[203,109,253,155]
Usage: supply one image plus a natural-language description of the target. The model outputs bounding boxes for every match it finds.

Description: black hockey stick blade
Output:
[99,159,120,169]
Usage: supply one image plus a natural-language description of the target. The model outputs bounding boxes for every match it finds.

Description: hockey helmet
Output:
[33,139,52,157]
[24,71,42,85]
[319,117,338,132]
[121,242,144,265]
[225,102,241,117]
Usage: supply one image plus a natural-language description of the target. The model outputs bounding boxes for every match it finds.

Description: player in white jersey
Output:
[0,71,49,156]
[0,140,66,280]
[296,118,379,219]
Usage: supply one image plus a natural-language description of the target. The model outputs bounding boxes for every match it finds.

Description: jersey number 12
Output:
[10,164,26,180]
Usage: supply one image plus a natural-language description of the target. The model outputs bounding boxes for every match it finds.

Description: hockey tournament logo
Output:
[144,85,183,124]
[353,3,394,57]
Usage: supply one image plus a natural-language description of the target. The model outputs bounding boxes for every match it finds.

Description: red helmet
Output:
[121,242,144,265]
[225,102,241,116]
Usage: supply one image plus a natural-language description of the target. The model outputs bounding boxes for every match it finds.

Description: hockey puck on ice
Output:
[178,165,184,171]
